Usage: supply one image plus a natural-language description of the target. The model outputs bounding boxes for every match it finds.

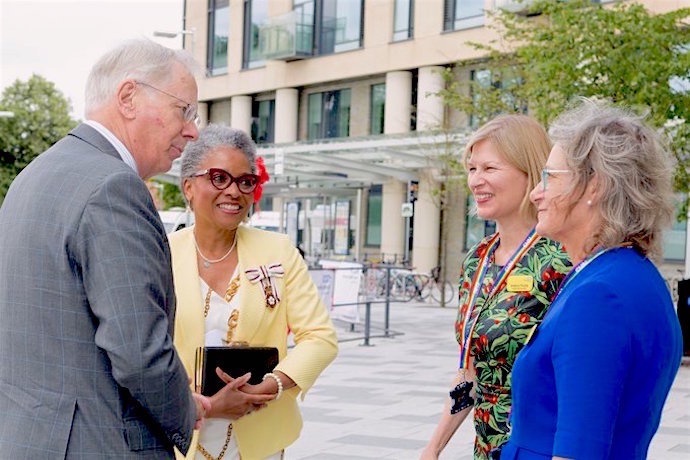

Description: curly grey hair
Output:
[179,124,258,191]
[549,98,674,260]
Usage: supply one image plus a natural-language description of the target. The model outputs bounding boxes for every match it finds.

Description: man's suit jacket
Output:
[170,226,338,459]
[0,124,196,458]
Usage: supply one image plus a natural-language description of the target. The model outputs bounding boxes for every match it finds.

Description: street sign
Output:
[401,202,413,218]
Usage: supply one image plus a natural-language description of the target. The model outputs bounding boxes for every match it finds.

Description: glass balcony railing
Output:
[259,11,313,61]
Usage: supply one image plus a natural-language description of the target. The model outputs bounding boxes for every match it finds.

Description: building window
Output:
[370,83,385,135]
[292,0,363,56]
[207,0,229,76]
[366,185,382,246]
[469,68,525,128]
[243,0,268,69]
[319,0,363,54]
[393,0,414,41]
[307,89,351,140]
[443,0,484,31]
[251,99,274,144]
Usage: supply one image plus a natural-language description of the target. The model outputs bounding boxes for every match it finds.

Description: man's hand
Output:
[192,393,212,430]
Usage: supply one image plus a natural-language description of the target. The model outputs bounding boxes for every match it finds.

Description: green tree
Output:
[441,0,690,207]
[155,179,186,209]
[0,75,77,203]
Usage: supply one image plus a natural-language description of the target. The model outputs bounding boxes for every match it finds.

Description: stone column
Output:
[197,102,209,127]
[380,179,406,262]
[384,71,412,134]
[380,71,413,261]
[412,172,441,274]
[275,88,298,143]
[209,99,231,124]
[230,95,252,134]
[417,65,445,132]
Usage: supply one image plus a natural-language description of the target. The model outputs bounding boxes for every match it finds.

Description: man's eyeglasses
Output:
[136,81,199,125]
[189,168,260,194]
[541,168,571,192]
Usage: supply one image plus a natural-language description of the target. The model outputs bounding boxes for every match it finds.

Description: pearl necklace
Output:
[193,233,237,268]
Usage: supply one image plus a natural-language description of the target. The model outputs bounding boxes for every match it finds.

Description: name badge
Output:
[506,275,533,292]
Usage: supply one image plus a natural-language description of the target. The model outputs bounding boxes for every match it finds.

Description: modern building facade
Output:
[167,0,688,276]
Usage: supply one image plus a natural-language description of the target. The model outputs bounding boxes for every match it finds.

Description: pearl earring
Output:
[586,200,592,206]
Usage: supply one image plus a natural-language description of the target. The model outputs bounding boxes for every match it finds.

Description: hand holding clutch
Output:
[195,346,279,396]
[206,369,274,420]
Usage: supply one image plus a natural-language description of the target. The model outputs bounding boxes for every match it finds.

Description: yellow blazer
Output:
[170,225,338,459]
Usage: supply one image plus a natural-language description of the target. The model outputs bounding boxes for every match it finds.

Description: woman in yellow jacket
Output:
[171,124,338,459]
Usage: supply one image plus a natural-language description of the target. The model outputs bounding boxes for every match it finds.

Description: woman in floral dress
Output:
[421,114,571,460]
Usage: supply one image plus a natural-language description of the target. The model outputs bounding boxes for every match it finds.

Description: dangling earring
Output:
[244,203,253,223]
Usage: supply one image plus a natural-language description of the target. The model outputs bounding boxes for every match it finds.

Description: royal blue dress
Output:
[502,247,682,460]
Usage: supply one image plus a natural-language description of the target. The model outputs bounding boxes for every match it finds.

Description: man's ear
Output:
[117,80,138,120]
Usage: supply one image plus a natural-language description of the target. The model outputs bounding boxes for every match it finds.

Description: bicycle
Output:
[418,266,456,304]
[388,266,456,304]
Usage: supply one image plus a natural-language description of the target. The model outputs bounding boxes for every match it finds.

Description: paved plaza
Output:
[287,300,690,459]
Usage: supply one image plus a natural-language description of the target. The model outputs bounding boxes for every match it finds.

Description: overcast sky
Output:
[1,0,186,119]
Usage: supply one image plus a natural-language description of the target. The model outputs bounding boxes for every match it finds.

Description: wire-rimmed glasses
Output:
[540,168,571,192]
[136,81,200,125]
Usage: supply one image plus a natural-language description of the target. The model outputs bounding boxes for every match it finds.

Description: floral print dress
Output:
[455,233,571,459]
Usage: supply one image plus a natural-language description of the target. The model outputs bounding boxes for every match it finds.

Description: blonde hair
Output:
[464,114,551,221]
[549,98,674,260]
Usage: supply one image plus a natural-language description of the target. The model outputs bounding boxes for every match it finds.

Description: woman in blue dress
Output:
[501,99,683,460]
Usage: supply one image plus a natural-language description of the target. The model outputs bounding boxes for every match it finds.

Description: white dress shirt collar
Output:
[84,120,139,176]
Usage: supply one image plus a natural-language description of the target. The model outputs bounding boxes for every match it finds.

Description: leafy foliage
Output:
[0,75,77,203]
[442,0,690,205]
[156,179,186,209]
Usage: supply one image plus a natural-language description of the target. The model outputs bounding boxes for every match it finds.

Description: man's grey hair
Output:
[84,38,198,116]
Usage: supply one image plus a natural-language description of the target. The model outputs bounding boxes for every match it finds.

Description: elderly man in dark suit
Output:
[0,38,209,458]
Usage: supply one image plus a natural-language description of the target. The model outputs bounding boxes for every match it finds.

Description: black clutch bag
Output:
[195,345,279,396]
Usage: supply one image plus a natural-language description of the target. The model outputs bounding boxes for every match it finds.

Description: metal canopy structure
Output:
[158,131,469,197]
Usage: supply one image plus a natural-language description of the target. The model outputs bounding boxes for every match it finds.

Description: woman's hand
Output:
[220,369,296,399]
[208,369,275,420]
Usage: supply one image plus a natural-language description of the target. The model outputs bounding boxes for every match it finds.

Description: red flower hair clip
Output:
[253,156,270,204]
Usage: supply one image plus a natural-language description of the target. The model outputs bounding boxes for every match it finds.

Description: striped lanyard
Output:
[458,228,539,370]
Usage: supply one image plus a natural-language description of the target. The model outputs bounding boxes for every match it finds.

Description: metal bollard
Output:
[362,300,372,346]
